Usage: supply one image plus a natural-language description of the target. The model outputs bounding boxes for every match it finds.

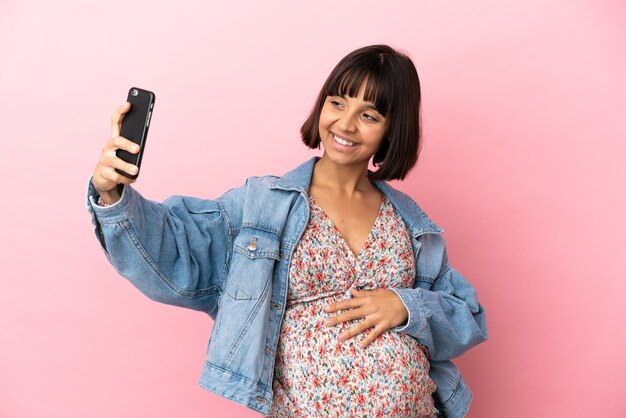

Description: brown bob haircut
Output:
[300,44,422,181]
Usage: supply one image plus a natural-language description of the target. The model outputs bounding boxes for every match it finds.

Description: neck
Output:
[311,153,374,197]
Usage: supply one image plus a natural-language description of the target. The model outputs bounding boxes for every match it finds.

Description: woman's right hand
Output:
[92,102,140,204]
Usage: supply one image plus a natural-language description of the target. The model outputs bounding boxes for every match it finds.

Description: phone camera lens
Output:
[131,89,139,96]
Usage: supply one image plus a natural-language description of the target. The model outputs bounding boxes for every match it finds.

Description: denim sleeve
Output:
[389,246,488,361]
[86,178,233,317]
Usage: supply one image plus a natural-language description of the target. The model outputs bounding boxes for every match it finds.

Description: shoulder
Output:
[244,174,281,189]
[374,180,444,236]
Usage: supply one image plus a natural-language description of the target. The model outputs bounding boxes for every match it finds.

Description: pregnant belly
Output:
[273,296,437,416]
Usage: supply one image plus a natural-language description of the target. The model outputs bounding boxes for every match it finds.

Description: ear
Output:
[373,138,389,166]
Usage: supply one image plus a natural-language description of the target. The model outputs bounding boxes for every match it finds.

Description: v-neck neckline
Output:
[308,194,387,261]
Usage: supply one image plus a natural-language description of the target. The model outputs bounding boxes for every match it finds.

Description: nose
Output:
[337,111,357,133]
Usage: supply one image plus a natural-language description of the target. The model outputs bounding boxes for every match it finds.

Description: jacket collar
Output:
[270,157,443,236]
[269,157,318,193]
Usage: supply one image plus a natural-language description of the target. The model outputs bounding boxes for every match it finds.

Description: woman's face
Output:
[318,82,389,169]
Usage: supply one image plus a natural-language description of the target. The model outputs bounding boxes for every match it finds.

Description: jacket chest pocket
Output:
[225,228,281,300]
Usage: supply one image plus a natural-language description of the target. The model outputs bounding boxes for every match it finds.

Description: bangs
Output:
[324,67,392,117]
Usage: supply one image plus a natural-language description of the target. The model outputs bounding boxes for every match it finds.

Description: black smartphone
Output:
[115,87,155,179]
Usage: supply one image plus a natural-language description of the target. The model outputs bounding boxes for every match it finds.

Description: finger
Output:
[325,297,363,313]
[337,320,374,341]
[102,155,139,177]
[350,288,373,296]
[111,102,131,138]
[358,325,386,348]
[336,288,375,307]
[101,166,137,185]
[106,136,140,154]
[325,307,366,327]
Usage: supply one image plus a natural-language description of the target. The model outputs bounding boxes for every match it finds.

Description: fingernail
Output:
[130,166,138,173]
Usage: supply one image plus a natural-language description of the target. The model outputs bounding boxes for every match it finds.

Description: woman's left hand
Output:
[324,287,408,348]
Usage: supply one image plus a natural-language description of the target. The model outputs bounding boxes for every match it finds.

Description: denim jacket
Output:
[86,157,487,417]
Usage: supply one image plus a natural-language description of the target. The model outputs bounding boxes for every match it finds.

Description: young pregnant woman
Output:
[87,44,487,417]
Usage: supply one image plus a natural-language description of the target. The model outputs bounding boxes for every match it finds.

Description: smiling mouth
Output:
[333,134,356,147]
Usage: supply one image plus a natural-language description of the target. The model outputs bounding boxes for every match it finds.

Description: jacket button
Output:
[247,237,257,251]
[271,301,280,309]
[255,396,266,403]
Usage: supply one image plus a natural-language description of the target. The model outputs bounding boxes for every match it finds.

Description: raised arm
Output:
[88,181,235,317]
[86,102,236,317]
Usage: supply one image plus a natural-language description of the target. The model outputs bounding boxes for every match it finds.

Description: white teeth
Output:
[334,134,355,147]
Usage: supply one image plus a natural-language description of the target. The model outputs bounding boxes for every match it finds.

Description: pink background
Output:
[1,1,625,417]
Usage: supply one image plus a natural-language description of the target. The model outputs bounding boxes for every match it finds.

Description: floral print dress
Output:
[267,194,438,417]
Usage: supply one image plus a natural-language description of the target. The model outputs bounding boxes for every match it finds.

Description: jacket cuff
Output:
[86,177,134,224]
[388,287,428,335]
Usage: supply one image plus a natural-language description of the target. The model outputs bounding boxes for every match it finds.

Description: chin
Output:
[321,149,370,168]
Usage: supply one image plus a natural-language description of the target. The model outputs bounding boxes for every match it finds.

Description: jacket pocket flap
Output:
[234,228,281,260]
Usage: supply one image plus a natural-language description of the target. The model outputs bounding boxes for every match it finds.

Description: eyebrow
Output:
[332,95,382,114]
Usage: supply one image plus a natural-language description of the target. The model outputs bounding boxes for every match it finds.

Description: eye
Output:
[329,100,342,108]
[363,113,379,122]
